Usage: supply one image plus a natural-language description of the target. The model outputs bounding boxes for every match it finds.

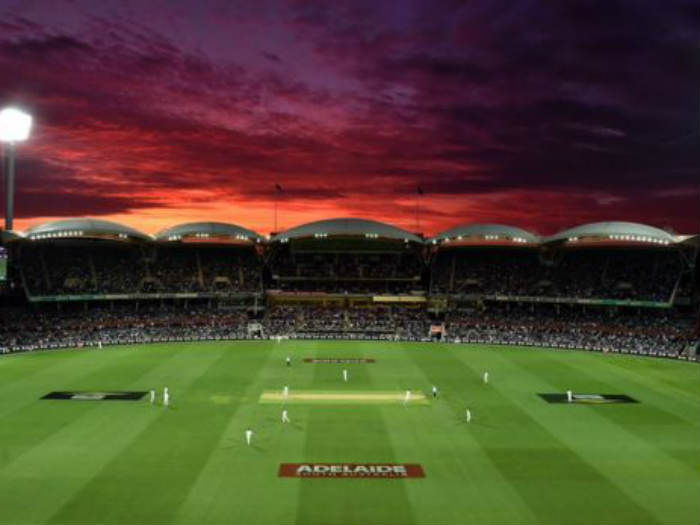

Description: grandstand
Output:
[12,219,264,299]
[0,217,697,359]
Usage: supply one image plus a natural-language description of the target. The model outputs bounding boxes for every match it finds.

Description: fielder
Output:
[149,389,155,404]
[245,428,253,446]
[432,385,438,399]
[466,408,472,423]
[567,390,573,403]
[282,409,290,423]
[282,385,289,400]
[163,387,170,407]
[286,356,291,367]
[404,390,411,405]
[342,369,349,382]
[98,341,103,350]
[483,371,489,384]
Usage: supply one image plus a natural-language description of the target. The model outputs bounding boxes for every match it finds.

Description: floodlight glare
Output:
[1,107,32,230]
[0,107,33,142]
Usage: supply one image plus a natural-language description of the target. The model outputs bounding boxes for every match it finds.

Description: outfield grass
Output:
[0,341,697,524]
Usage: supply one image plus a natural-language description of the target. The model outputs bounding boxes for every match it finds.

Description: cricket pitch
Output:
[259,390,429,405]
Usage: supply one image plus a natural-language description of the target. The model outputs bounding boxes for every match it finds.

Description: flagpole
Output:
[274,190,278,234]
[418,194,421,234]
[415,191,419,232]
[274,183,283,234]
[416,186,423,234]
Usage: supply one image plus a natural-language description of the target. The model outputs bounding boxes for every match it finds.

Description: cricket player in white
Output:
[282,385,289,401]
[483,371,489,384]
[163,387,170,407]
[567,390,573,403]
[466,408,472,423]
[149,389,155,404]
[245,428,253,445]
[282,409,290,423]
[286,356,291,367]
[98,341,103,349]
[342,369,349,382]
[432,385,438,398]
[404,390,411,405]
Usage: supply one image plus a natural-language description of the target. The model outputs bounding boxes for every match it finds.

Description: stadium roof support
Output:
[675,234,699,246]
[155,222,264,243]
[545,221,676,245]
[0,229,20,243]
[272,218,423,243]
[23,218,150,241]
[430,223,539,245]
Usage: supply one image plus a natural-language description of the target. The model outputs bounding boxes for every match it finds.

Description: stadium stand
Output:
[263,304,429,340]
[430,246,682,301]
[13,220,264,297]
[0,303,251,352]
[0,217,697,360]
[446,303,695,356]
[268,218,425,294]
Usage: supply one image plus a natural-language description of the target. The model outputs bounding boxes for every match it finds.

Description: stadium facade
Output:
[0,217,698,359]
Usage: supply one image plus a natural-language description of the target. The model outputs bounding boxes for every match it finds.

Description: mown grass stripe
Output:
[514,349,700,462]
[295,341,416,525]
[0,347,94,389]
[0,346,180,474]
[43,344,236,525]
[418,344,661,525]
[488,348,699,523]
[388,342,540,524]
[587,352,700,415]
[0,344,215,525]
[171,341,301,525]
[0,346,145,420]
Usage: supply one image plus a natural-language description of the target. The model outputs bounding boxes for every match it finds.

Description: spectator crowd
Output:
[18,244,263,296]
[431,247,684,301]
[446,304,697,356]
[0,302,696,360]
[1,240,697,361]
[263,304,429,340]
[269,250,424,294]
[0,304,251,352]
[11,242,693,302]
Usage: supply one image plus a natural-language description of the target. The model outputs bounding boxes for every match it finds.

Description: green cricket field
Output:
[0,340,697,524]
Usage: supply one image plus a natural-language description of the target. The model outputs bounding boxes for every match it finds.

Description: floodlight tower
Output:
[0,107,33,231]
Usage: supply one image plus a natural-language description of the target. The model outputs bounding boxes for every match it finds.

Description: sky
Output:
[0,0,697,236]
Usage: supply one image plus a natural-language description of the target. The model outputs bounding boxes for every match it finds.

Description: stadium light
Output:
[0,107,33,231]
[0,108,32,142]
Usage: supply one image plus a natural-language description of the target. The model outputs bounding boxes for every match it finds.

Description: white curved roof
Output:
[273,218,422,243]
[545,221,676,245]
[23,218,150,241]
[155,222,263,242]
[431,223,539,244]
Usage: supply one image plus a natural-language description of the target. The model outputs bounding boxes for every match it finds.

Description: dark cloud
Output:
[0,35,92,57]
[261,51,281,63]
[8,191,156,218]
[241,186,347,201]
